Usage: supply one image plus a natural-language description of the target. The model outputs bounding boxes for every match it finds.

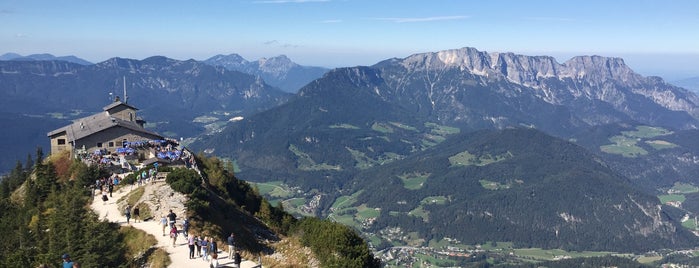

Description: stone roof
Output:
[47,110,161,141]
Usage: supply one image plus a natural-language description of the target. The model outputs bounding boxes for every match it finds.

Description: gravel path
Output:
[90,182,263,268]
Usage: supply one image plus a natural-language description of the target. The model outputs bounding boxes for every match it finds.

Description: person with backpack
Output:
[170,225,178,247]
[167,209,177,228]
[208,238,219,268]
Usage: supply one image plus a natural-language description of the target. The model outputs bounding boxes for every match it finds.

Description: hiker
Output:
[61,253,73,268]
[160,215,168,236]
[108,183,114,197]
[209,251,219,268]
[209,237,218,263]
[133,206,140,223]
[182,218,190,237]
[170,225,178,247]
[227,233,235,259]
[188,234,196,259]
[194,235,202,257]
[234,251,241,268]
[167,209,177,228]
[125,205,131,224]
[201,237,209,261]
[101,192,108,204]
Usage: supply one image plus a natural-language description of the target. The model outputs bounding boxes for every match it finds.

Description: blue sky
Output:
[1,0,698,80]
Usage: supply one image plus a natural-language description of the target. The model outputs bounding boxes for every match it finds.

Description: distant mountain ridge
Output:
[0,57,290,173]
[372,47,699,130]
[204,54,329,93]
[190,47,699,254]
[0,52,93,65]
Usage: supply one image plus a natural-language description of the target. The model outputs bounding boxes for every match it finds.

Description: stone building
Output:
[47,98,164,157]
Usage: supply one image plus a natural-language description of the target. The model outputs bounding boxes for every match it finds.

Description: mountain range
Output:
[2,46,699,257]
[204,54,329,93]
[0,57,290,173]
[0,52,93,65]
[191,47,699,253]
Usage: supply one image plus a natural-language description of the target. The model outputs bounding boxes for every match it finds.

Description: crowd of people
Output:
[154,210,242,268]
[78,139,246,267]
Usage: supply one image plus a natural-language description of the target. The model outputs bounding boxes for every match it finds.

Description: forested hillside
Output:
[350,128,698,252]
[0,148,381,267]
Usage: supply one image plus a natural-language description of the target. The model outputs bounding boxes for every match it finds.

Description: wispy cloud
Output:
[15,33,28,38]
[320,19,342,24]
[523,16,575,22]
[253,0,330,3]
[263,40,299,48]
[372,15,468,23]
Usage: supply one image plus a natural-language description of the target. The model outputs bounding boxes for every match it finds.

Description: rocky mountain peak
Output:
[257,55,297,72]
[562,55,638,83]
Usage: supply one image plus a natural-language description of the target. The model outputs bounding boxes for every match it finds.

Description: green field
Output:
[479,179,511,190]
[329,123,360,129]
[253,181,294,198]
[513,248,615,261]
[371,122,394,133]
[421,196,448,205]
[399,172,430,190]
[658,194,686,203]
[331,191,362,211]
[622,126,672,138]
[600,135,648,157]
[356,204,381,219]
[645,140,678,150]
[408,206,429,222]
[449,151,512,167]
[669,182,699,194]
[601,126,673,157]
[389,122,418,132]
[425,122,461,135]
[288,144,342,171]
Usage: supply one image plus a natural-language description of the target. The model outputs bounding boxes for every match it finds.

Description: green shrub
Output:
[165,168,200,194]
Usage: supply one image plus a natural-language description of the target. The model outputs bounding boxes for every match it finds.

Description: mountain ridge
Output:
[204,54,329,93]
[0,52,93,65]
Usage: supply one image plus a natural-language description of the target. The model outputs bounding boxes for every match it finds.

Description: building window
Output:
[57,139,66,145]
[108,141,114,147]
[97,142,103,148]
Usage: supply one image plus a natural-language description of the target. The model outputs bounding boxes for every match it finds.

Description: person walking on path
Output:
[182,218,190,237]
[188,234,196,259]
[234,251,242,268]
[125,205,131,224]
[201,237,209,261]
[209,238,220,267]
[195,235,202,257]
[167,209,177,228]
[227,233,235,259]
[133,206,140,223]
[170,225,179,247]
[160,215,168,236]
[108,183,114,197]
